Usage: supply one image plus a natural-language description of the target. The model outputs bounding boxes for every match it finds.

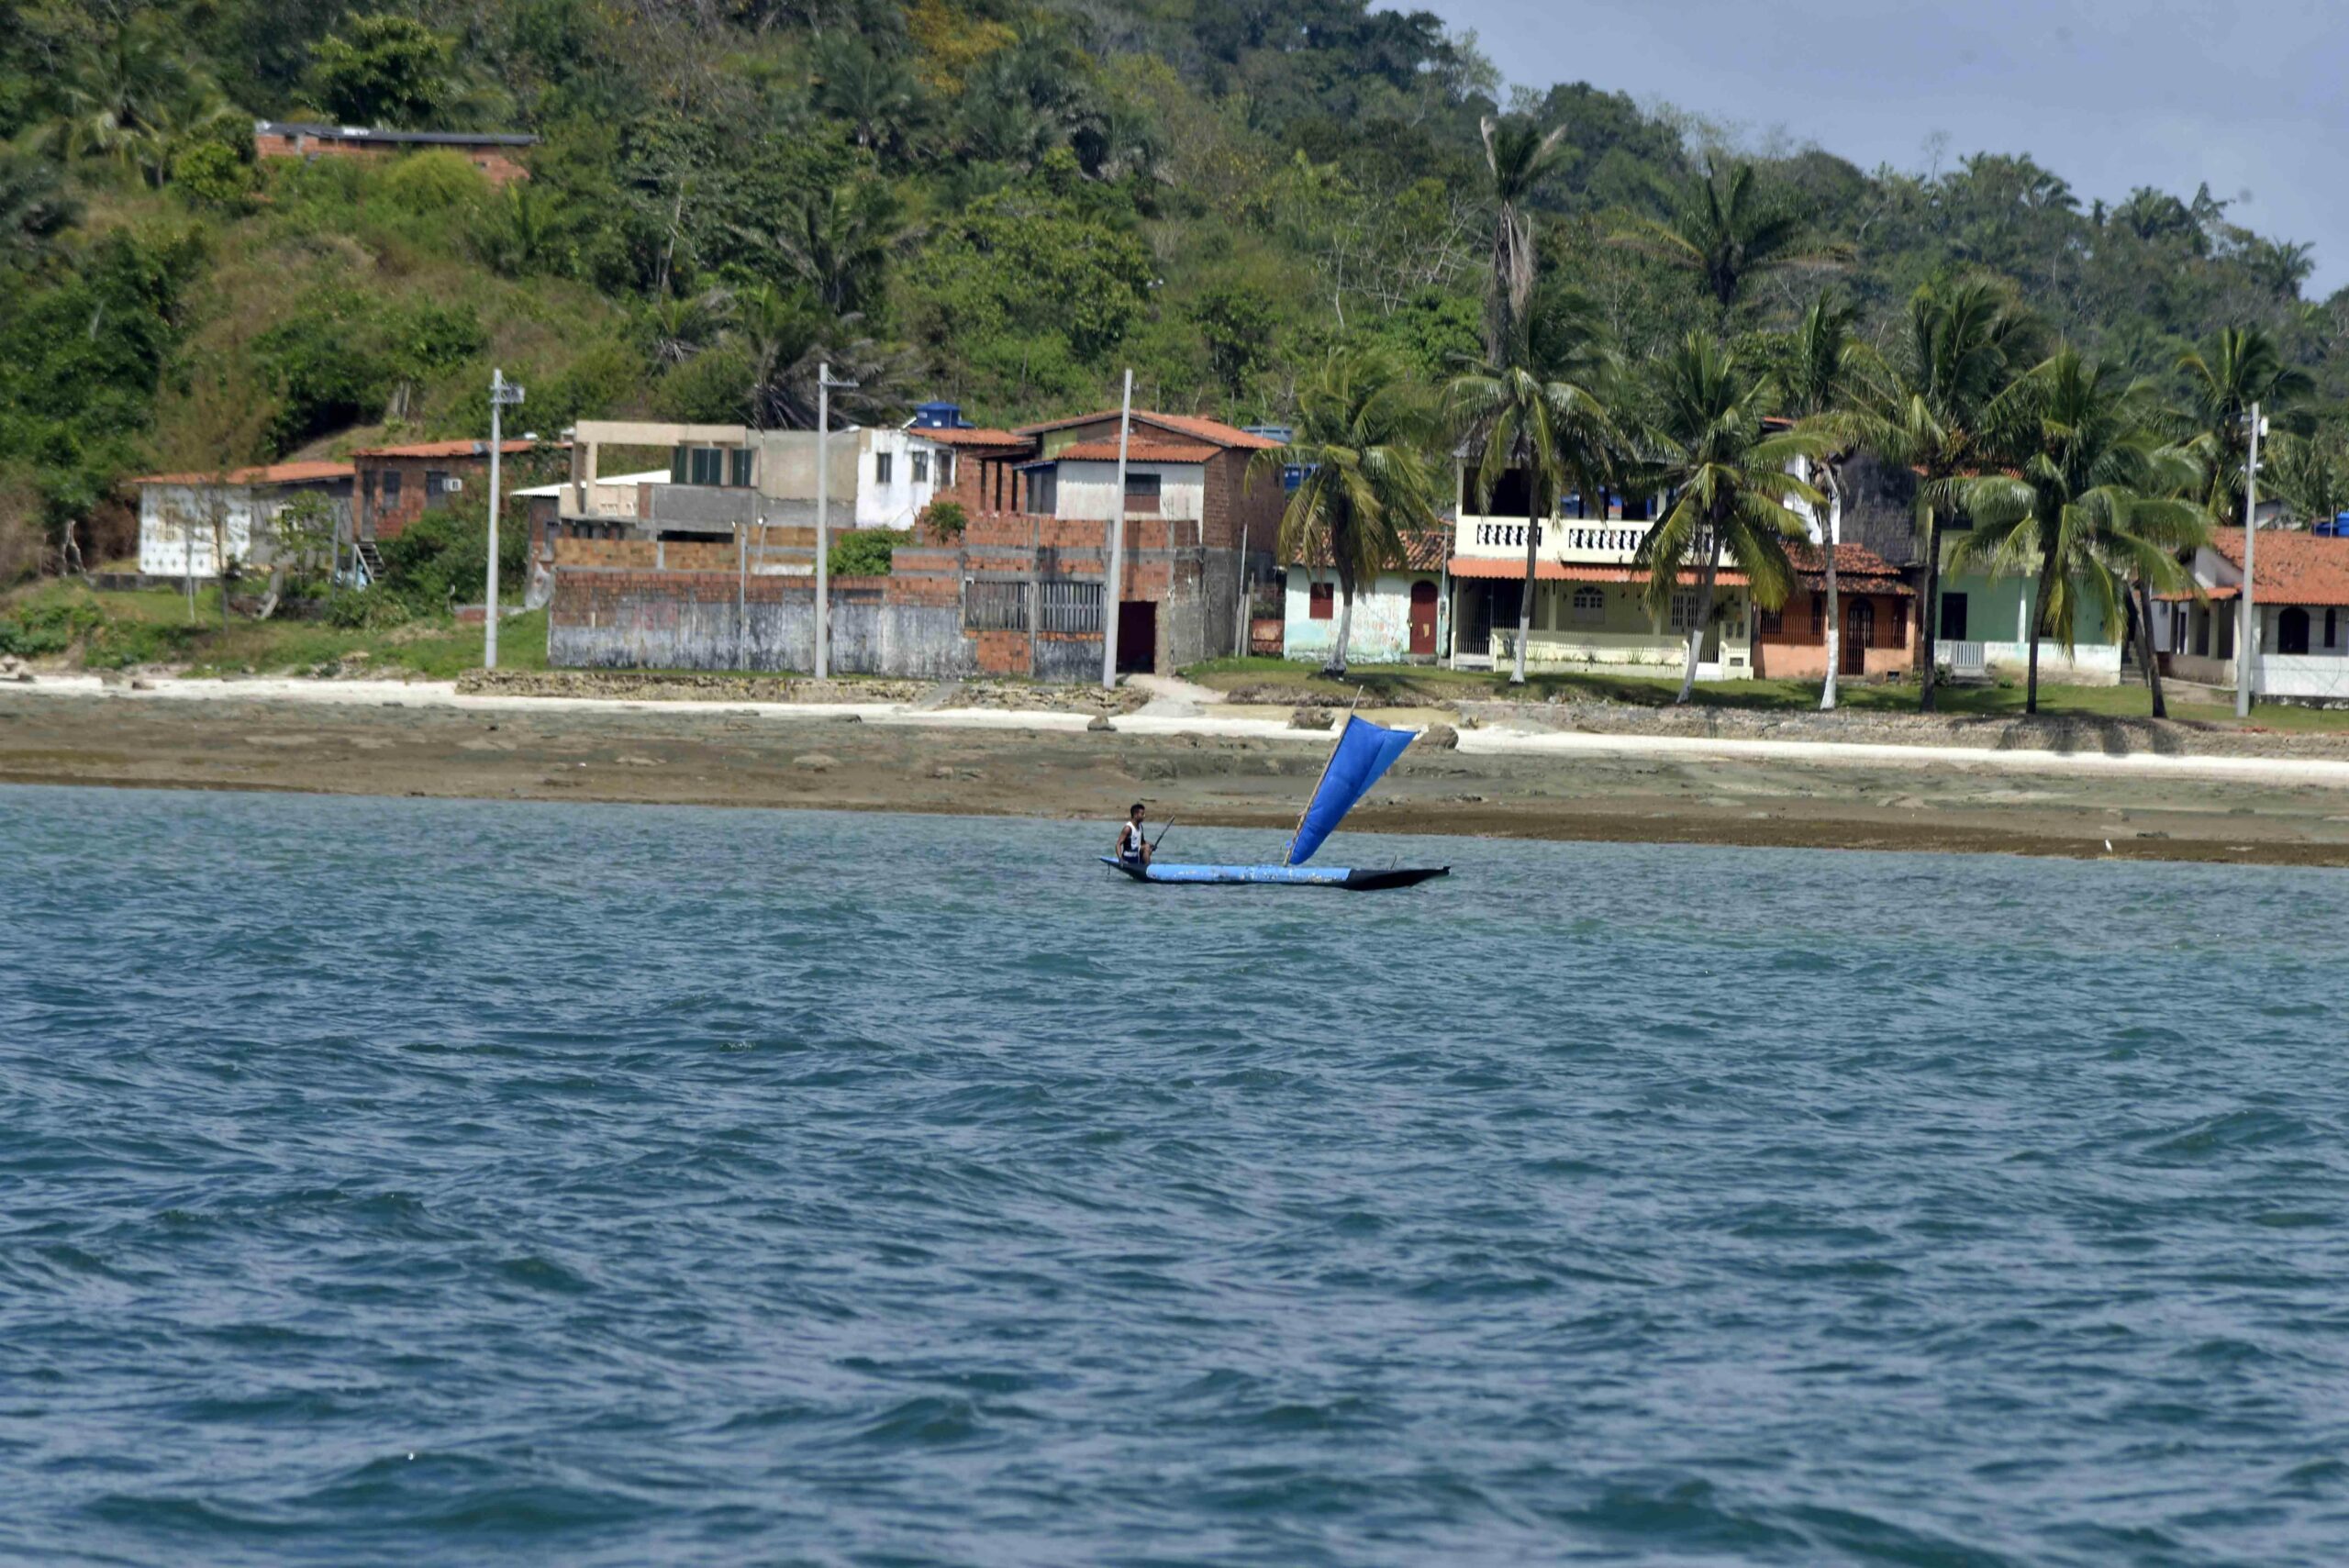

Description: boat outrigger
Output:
[1100,715,1449,891]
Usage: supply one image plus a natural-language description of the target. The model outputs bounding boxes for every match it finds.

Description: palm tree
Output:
[1614,160,1847,318]
[1630,334,1828,703]
[1251,350,1441,677]
[1476,116,1568,358]
[731,284,903,429]
[2265,428,2349,530]
[1779,291,1864,709]
[1849,277,2040,712]
[1950,350,2211,714]
[810,36,926,160]
[2177,326,2312,524]
[1450,328,1614,686]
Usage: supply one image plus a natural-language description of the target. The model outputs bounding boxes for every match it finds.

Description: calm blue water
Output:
[6,785,2349,1567]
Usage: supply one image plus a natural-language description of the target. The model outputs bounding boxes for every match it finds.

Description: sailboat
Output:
[1099,716,1449,890]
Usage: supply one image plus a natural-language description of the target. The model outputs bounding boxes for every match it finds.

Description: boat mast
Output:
[1283,685,1363,865]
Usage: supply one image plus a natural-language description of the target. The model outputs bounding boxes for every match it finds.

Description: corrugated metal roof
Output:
[256,120,538,148]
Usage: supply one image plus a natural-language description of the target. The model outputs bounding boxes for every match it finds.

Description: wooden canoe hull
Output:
[1099,859,1448,890]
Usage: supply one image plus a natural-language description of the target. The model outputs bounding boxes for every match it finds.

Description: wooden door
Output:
[1842,599,1873,676]
[1408,580,1439,655]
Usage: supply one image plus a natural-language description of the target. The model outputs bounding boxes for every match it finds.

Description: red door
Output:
[1408,580,1439,655]
[1842,599,1873,676]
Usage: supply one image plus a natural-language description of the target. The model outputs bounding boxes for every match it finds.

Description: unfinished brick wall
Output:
[254,131,531,185]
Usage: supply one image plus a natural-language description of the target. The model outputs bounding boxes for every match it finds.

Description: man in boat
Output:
[1115,802,1153,869]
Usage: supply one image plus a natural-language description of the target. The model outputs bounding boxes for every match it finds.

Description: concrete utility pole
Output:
[485,368,525,670]
[1102,369,1134,689]
[2237,402,2266,719]
[815,363,859,681]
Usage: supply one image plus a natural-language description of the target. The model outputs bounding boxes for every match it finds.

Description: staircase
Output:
[353,539,387,586]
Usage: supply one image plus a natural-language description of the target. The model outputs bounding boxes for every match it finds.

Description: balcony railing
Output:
[1454,514,1700,566]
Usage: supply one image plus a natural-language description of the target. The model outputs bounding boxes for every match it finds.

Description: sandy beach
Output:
[8,674,2349,863]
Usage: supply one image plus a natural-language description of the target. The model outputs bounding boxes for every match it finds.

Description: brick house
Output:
[1750,542,1920,681]
[545,406,1286,681]
[253,121,538,184]
[352,439,554,544]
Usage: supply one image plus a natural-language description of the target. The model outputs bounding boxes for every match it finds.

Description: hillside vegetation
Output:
[3,0,2345,583]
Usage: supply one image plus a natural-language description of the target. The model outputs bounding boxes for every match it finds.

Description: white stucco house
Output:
[855,403,1023,529]
[132,460,354,578]
[1282,531,1450,664]
[2157,527,2349,701]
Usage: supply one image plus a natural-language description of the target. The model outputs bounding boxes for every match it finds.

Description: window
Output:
[671,446,747,486]
[1809,590,1824,635]
[912,450,930,485]
[1891,599,1909,649]
[1028,468,1058,514]
[424,469,448,508]
[2194,611,2210,657]
[1668,591,1702,633]
[937,452,954,489]
[876,451,894,485]
[1570,584,1605,625]
[1940,591,1969,642]
[2280,606,2311,655]
[1757,604,1783,635]
[1125,471,1162,514]
[1309,582,1335,619]
[2329,608,2339,649]
[381,470,402,508]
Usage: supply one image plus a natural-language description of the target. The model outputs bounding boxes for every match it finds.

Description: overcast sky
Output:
[1414,0,2348,295]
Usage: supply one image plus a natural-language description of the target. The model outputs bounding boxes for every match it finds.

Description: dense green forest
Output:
[3,0,2345,582]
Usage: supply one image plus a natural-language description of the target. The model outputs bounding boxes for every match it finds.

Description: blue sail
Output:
[1286,716,1417,865]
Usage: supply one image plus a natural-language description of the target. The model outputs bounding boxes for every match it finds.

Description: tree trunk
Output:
[1511,486,1539,686]
[1820,468,1842,711]
[1328,573,1353,678]
[1917,501,1941,713]
[2025,554,2056,716]
[1675,533,1721,705]
[2135,578,2168,719]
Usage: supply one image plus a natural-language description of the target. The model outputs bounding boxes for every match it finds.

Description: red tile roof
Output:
[917,426,1028,449]
[1787,541,1914,595]
[352,438,551,460]
[1449,557,1752,587]
[130,460,353,487]
[2209,528,2349,606]
[1017,409,1284,450]
[1291,529,1451,573]
[1054,439,1219,463]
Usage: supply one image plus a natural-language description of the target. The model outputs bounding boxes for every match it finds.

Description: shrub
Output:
[922,499,967,542]
[828,528,896,578]
[172,140,259,212]
[376,150,490,217]
[325,587,410,628]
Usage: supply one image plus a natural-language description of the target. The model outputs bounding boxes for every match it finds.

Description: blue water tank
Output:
[912,402,971,429]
